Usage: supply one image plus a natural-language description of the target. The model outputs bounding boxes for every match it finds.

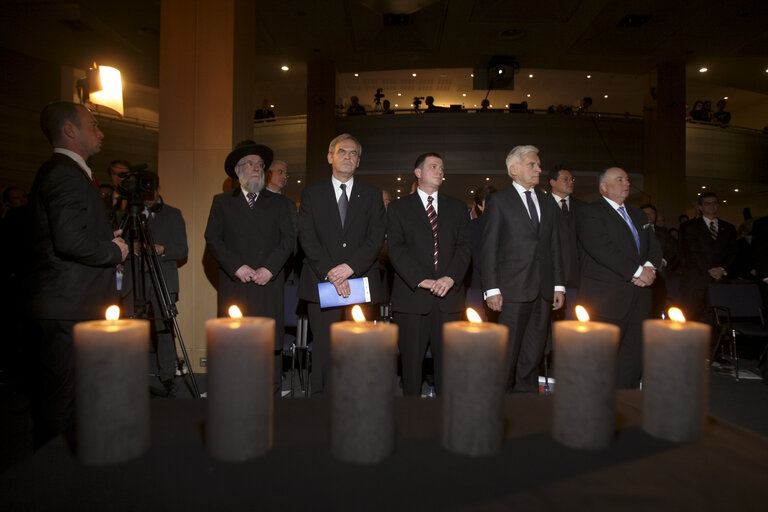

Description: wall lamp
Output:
[77,62,124,116]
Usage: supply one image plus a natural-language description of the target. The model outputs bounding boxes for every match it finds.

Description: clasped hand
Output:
[235,265,273,285]
[419,276,455,297]
[631,266,656,287]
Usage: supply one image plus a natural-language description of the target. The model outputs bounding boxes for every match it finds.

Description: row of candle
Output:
[72,304,709,465]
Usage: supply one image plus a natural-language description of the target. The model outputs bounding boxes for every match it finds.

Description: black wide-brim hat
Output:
[224,140,273,179]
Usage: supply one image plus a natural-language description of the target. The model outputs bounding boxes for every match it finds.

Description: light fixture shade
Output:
[90,66,124,116]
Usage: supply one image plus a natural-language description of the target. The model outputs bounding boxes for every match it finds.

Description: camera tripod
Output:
[120,200,201,398]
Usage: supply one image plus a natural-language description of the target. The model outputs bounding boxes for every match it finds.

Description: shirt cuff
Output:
[484,288,501,300]
[633,266,644,278]
[554,286,566,293]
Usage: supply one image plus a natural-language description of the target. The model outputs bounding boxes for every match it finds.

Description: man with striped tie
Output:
[205,140,296,393]
[679,192,737,322]
[387,153,472,395]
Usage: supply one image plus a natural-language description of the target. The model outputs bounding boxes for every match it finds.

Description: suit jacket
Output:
[298,178,386,303]
[121,201,187,297]
[25,153,123,320]
[205,188,296,316]
[553,195,585,289]
[387,192,472,314]
[480,185,563,302]
[679,217,738,289]
[576,197,662,319]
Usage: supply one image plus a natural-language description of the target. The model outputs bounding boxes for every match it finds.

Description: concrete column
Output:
[158,0,237,373]
[306,60,337,185]
[643,62,686,222]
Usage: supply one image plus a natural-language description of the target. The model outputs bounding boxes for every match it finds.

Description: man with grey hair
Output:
[266,159,289,194]
[577,166,662,388]
[298,133,386,394]
[205,140,296,394]
[481,145,564,393]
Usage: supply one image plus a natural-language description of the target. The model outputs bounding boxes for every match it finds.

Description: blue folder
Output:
[318,277,371,309]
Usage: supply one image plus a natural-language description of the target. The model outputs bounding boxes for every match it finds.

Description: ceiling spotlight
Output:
[397,92,402,96]
[699,67,708,73]
[470,190,475,194]
[586,74,592,79]
[462,93,467,97]
[723,96,729,100]
[394,104,399,107]
[470,73,474,77]
[297,179,302,184]
[281,65,289,71]
[526,94,531,98]
[397,177,402,181]
[412,73,417,77]
[604,94,609,98]
[528,74,534,78]
[485,177,490,181]
[733,188,739,192]
[701,185,707,189]
[723,199,727,203]
[697,193,701,196]
[270,104,275,108]
[442,177,445,181]
[354,73,359,77]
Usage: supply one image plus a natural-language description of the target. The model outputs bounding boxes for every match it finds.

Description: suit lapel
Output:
[344,181,363,233]
[509,187,537,235]
[600,198,638,252]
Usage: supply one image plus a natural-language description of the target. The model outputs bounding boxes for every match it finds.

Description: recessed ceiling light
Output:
[470,73,474,77]
[442,177,445,181]
[734,188,739,192]
[354,73,359,77]
[281,65,289,71]
[270,104,275,108]
[485,177,490,181]
[396,196,401,199]
[604,94,609,98]
[462,93,467,97]
[526,94,531,98]
[397,92,402,96]
[528,74,533,78]
[697,192,701,196]
[394,104,399,107]
[586,74,592,79]
[396,189,401,193]
[723,96,729,100]
[474,104,477,107]
[297,179,301,183]
[412,73,417,77]
[699,67,708,73]
[397,177,401,181]
[470,190,475,194]
[723,199,727,203]
[701,185,707,189]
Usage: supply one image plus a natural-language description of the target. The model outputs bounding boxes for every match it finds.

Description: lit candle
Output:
[643,308,710,443]
[441,308,508,456]
[331,305,398,464]
[552,306,620,450]
[73,305,150,465]
[206,305,275,461]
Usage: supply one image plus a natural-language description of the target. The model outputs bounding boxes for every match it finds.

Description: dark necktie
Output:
[709,220,718,240]
[246,192,256,209]
[560,198,568,214]
[427,196,438,270]
[618,206,640,254]
[524,190,539,233]
[338,183,349,228]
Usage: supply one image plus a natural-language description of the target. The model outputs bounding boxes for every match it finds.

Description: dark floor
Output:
[2,345,767,475]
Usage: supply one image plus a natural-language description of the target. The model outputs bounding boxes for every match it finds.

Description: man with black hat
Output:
[204,140,296,394]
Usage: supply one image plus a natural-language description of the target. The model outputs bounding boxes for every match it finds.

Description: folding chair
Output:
[708,281,768,380]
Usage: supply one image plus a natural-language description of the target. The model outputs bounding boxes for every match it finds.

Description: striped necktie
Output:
[709,220,718,240]
[618,206,640,253]
[427,196,438,270]
[247,192,256,208]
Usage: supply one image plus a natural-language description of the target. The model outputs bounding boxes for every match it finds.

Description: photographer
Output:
[120,178,188,397]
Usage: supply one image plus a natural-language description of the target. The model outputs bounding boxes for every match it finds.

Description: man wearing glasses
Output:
[205,140,296,393]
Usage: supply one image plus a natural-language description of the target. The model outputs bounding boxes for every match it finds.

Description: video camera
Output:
[374,88,385,105]
[117,164,159,206]
[413,96,424,110]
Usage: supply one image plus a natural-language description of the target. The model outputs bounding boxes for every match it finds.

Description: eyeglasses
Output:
[237,160,265,170]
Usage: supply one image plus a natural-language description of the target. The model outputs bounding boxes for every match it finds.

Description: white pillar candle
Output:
[331,306,398,464]
[643,308,710,443]
[74,306,150,465]
[441,309,508,456]
[206,306,274,461]
[552,306,620,450]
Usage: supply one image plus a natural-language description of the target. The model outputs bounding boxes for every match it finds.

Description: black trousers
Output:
[498,296,551,393]
[394,304,460,396]
[25,318,77,449]
[307,302,378,395]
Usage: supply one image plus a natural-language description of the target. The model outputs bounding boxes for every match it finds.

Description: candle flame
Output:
[105,305,120,321]
[351,305,366,322]
[466,308,482,323]
[228,305,243,318]
[668,307,686,323]
[575,305,590,322]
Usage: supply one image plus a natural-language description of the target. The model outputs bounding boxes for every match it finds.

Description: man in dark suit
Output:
[205,140,297,393]
[122,186,188,396]
[387,152,472,395]
[548,165,585,319]
[481,145,565,393]
[577,167,662,389]
[25,101,129,448]
[679,192,738,321]
[297,133,386,395]
[641,203,679,316]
